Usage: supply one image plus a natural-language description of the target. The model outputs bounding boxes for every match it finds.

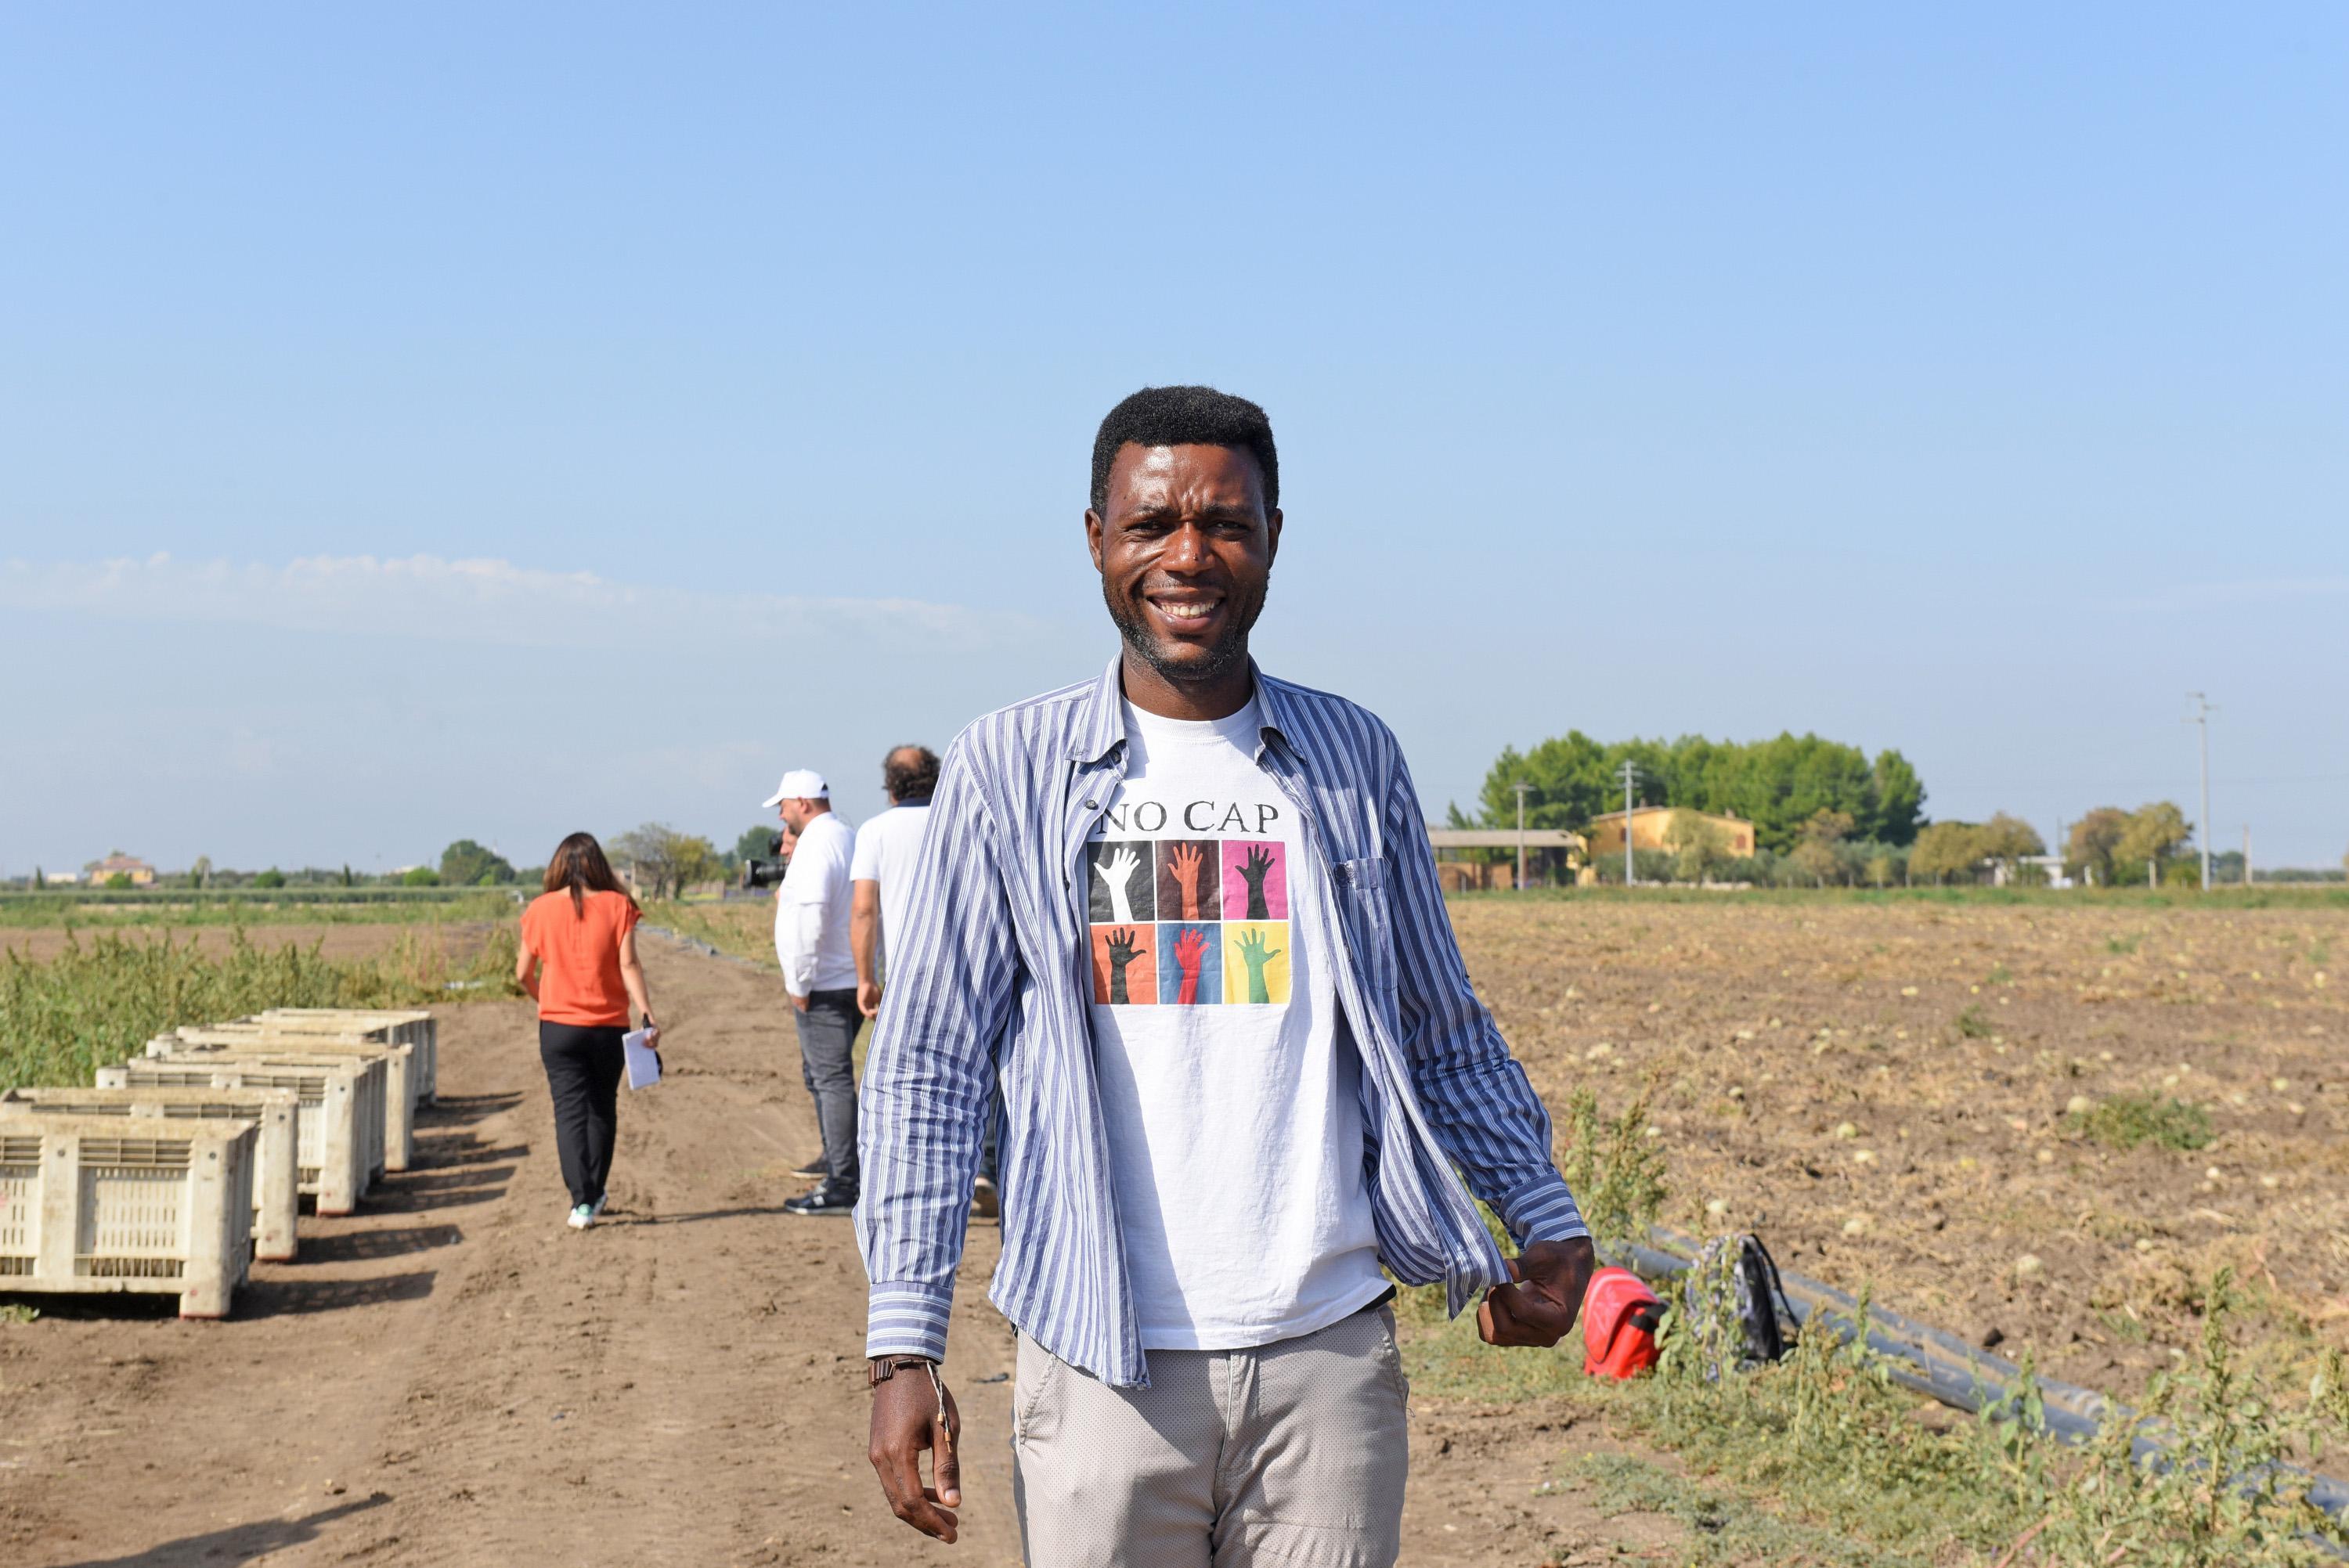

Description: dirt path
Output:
[2,937,1658,1567]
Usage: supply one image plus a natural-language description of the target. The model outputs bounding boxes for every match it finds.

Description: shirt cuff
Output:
[867,1280,953,1362]
[1499,1176,1590,1247]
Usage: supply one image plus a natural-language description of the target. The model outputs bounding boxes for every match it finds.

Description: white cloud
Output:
[0,553,1046,651]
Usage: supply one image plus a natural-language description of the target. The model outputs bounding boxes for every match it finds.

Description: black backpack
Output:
[1683,1232,1797,1379]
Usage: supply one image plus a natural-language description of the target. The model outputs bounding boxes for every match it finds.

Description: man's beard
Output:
[1103,577,1268,688]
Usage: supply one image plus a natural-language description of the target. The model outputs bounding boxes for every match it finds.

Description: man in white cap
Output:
[762,767,861,1217]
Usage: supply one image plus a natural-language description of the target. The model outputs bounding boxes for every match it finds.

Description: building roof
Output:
[1425,828,1586,849]
[83,852,153,872]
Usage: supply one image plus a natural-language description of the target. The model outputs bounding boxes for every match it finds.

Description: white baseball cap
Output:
[761,768,829,807]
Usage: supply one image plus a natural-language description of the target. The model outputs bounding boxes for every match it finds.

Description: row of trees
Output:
[1470,731,1925,852]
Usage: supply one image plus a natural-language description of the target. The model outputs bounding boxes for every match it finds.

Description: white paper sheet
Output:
[622,1028,662,1090]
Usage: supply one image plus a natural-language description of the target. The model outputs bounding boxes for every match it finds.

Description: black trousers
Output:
[539,1021,624,1208]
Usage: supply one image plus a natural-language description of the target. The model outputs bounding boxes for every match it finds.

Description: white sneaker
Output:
[587,1194,608,1223]
[568,1203,596,1231]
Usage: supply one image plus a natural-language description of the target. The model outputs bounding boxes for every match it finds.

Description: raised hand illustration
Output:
[1234,926,1282,1004]
[1172,925,1207,1006]
[1237,845,1276,920]
[1104,927,1142,1005]
[1168,842,1204,920]
[1095,844,1142,923]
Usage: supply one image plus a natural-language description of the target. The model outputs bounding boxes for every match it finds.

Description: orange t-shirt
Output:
[521,889,640,1027]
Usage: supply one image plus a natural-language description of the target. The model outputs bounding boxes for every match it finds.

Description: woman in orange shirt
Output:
[517,832,659,1231]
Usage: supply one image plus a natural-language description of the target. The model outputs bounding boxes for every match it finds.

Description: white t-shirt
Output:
[774,809,857,996]
[1086,697,1386,1350]
[849,800,933,976]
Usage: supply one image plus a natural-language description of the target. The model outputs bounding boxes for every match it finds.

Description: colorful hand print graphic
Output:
[1156,923,1220,1005]
[1156,839,1218,922]
[1220,840,1287,921]
[1089,835,1290,1007]
[1091,924,1156,1005]
[1222,921,1290,1005]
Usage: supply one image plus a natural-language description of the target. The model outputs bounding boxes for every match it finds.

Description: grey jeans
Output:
[791,988,860,1189]
[1011,1303,1409,1567]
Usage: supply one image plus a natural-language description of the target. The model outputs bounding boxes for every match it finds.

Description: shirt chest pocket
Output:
[1330,856,1399,998]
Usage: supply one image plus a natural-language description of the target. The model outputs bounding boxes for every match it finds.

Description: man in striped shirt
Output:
[858,385,1594,1563]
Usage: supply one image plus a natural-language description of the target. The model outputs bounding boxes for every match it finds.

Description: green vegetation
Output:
[1954,1004,1995,1039]
[0,888,517,928]
[1398,1254,2345,1564]
[1557,1085,1668,1257]
[438,838,517,886]
[1471,731,1925,852]
[612,823,721,900]
[1439,882,2349,910]
[2069,1093,2215,1152]
[640,899,776,968]
[2070,803,2197,887]
[0,925,517,1090]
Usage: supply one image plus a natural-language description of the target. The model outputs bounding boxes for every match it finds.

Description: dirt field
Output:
[7,898,2343,1566]
[1460,895,2349,1403]
[0,931,1667,1567]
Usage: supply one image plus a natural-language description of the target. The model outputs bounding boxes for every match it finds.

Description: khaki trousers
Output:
[1010,1305,1409,1567]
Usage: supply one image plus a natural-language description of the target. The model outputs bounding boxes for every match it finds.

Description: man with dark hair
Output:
[858,385,1594,1563]
[851,744,940,1020]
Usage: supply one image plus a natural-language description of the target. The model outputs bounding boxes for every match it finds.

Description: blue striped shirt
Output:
[857,656,1586,1387]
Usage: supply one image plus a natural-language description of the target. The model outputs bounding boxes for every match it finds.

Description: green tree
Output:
[727,824,780,871]
[2067,807,2131,885]
[1788,808,1855,885]
[1870,750,1926,845]
[438,839,515,887]
[400,866,442,887]
[188,855,211,890]
[1664,810,1733,884]
[1909,821,1984,883]
[31,866,43,890]
[1976,813,2046,876]
[611,823,720,901]
[251,867,287,889]
[1474,731,1925,852]
[2116,802,2192,882]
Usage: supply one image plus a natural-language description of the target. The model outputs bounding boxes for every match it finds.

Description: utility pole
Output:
[1619,760,1640,888]
[2186,693,2215,891]
[1513,779,1531,892]
[2243,824,2251,887]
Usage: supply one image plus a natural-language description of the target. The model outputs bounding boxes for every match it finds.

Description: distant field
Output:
[0,888,521,928]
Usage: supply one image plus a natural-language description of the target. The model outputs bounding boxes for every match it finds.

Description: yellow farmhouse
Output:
[1582,806,1757,861]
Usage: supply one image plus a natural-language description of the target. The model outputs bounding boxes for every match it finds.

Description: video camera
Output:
[740,834,789,892]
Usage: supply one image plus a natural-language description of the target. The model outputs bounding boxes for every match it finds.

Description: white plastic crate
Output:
[161,1031,417,1172]
[249,1010,437,1101]
[0,1087,301,1262]
[99,1054,381,1215]
[0,1115,258,1318]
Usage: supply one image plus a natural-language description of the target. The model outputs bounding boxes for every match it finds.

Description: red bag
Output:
[1582,1266,1665,1379]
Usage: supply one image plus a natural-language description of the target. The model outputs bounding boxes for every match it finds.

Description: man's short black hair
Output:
[1090,385,1279,516]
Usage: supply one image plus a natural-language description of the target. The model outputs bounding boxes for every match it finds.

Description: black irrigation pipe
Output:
[1622,1226,2349,1525]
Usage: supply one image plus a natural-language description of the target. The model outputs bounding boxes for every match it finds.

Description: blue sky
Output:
[3,5,2344,874]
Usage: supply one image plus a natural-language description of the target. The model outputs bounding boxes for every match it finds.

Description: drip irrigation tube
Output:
[1620,1226,2349,1524]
